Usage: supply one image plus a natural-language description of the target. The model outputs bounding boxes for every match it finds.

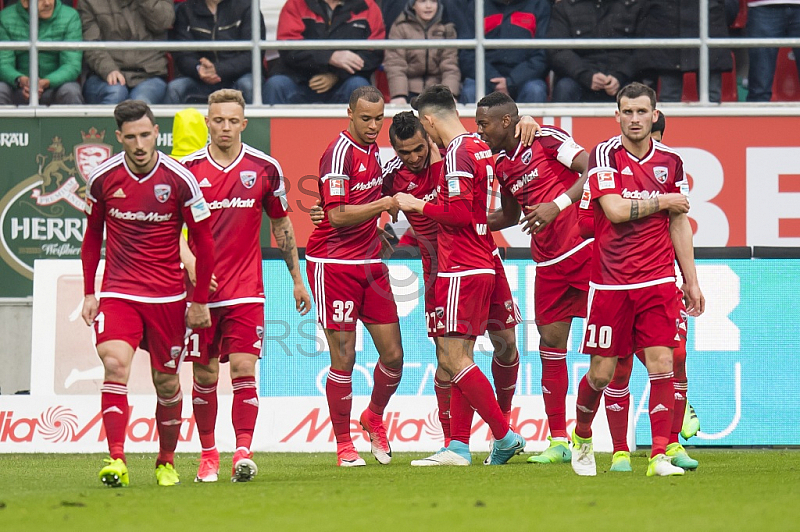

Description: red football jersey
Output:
[588,136,688,287]
[496,126,589,264]
[305,131,384,263]
[85,151,210,302]
[181,143,288,307]
[436,133,496,273]
[382,157,441,266]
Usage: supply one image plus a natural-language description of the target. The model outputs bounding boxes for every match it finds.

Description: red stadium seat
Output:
[373,66,391,103]
[679,53,739,102]
[771,48,800,101]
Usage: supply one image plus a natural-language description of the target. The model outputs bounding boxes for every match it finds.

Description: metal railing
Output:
[3,0,800,108]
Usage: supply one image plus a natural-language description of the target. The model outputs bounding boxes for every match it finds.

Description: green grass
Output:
[1,450,798,531]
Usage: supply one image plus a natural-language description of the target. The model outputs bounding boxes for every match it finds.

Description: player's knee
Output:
[379,344,403,369]
[153,373,180,398]
[493,342,517,364]
[100,355,129,382]
[192,363,218,385]
[229,354,257,379]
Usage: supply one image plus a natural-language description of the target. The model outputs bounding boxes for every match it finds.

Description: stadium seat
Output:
[373,66,391,103]
[729,0,748,30]
[679,54,739,102]
[771,48,800,101]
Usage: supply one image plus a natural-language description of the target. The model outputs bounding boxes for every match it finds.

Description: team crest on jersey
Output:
[154,184,171,203]
[240,171,257,189]
[504,300,513,312]
[654,166,669,184]
[597,171,615,190]
[256,325,264,339]
[521,149,532,165]
[435,306,444,318]
[170,346,182,360]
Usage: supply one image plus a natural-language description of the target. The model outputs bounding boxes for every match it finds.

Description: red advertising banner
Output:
[270,116,800,249]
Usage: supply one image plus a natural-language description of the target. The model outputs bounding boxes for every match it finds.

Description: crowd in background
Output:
[0,0,798,106]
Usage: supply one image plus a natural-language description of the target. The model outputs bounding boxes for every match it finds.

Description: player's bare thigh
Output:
[96,340,135,383]
[324,329,358,372]
[364,322,403,369]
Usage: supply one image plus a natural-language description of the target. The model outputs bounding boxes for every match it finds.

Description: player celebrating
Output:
[180,89,311,482]
[81,100,215,487]
[475,91,591,465]
[571,82,704,477]
[306,86,405,467]
[397,85,525,466]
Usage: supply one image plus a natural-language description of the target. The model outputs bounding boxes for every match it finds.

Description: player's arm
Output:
[80,197,104,326]
[488,189,522,231]
[183,199,214,329]
[670,211,704,316]
[179,235,218,292]
[521,146,589,235]
[327,197,399,227]
[597,192,689,224]
[396,190,472,227]
[270,215,311,316]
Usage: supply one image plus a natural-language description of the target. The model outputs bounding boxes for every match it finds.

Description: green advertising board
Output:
[0,116,271,297]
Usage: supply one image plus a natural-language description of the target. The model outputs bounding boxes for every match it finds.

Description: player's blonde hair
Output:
[208,89,246,109]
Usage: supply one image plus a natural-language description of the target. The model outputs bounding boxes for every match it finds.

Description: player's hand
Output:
[309,200,325,226]
[183,257,218,292]
[186,302,211,329]
[106,70,126,86]
[81,294,99,326]
[660,193,690,214]
[427,136,442,163]
[329,51,364,74]
[309,73,337,93]
[294,282,311,316]
[604,75,621,96]
[377,226,395,259]
[515,115,542,147]
[384,196,400,222]
[394,192,421,214]
[490,77,509,95]
[591,72,608,92]
[682,282,705,317]
[520,203,559,234]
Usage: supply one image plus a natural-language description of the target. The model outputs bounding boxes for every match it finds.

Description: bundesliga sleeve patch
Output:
[579,188,592,209]
[597,171,616,190]
[447,176,461,197]
[678,179,690,196]
[329,178,345,197]
[190,198,211,222]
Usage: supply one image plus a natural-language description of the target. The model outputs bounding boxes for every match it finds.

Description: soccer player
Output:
[305,85,405,467]
[475,91,591,465]
[396,85,525,466]
[570,82,704,477]
[81,100,215,487]
[179,89,311,482]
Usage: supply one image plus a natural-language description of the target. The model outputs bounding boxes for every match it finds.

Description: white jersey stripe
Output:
[86,152,126,202]
[98,291,186,304]
[535,238,594,268]
[589,277,676,291]
[207,297,265,308]
[160,153,204,201]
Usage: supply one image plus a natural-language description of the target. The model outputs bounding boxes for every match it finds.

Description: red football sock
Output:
[156,389,183,467]
[326,369,353,445]
[575,374,605,439]
[232,376,258,450]
[540,347,569,439]
[649,371,675,457]
[452,364,508,440]
[101,381,129,462]
[491,353,519,417]
[368,360,402,416]
[604,354,633,453]
[434,376,452,446]
[192,379,218,452]
[448,381,475,446]
[671,342,688,444]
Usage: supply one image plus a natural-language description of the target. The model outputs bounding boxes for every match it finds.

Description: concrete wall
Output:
[0,299,32,395]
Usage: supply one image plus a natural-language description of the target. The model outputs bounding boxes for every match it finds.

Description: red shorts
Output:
[187,303,264,365]
[582,282,680,358]
[94,297,187,374]
[534,245,591,326]
[433,272,493,337]
[486,254,521,332]
[307,260,398,331]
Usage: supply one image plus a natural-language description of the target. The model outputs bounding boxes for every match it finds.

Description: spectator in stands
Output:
[384,0,460,104]
[639,0,733,103]
[746,0,800,102]
[0,0,83,105]
[454,0,551,104]
[78,0,175,105]
[166,0,265,105]
[380,0,459,33]
[263,0,385,105]
[547,0,646,103]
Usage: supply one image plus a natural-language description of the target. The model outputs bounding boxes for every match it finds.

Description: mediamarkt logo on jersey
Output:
[207,197,256,210]
[0,128,112,279]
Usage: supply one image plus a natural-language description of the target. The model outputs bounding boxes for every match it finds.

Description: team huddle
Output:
[80,81,704,487]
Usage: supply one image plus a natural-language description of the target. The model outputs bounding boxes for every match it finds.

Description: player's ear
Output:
[652,109,660,124]
[115,129,123,143]
[615,110,621,124]
[241,118,248,132]
[153,123,160,135]
[347,106,354,121]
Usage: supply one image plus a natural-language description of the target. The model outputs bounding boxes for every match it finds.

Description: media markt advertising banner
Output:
[0,117,270,297]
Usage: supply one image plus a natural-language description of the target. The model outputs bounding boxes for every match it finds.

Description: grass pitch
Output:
[0,450,798,532]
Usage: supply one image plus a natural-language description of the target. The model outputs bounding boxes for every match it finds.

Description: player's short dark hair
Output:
[652,111,666,137]
[114,100,155,129]
[209,88,246,109]
[388,111,426,146]
[476,91,519,116]
[411,84,456,116]
[616,82,657,110]
[349,85,384,110]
